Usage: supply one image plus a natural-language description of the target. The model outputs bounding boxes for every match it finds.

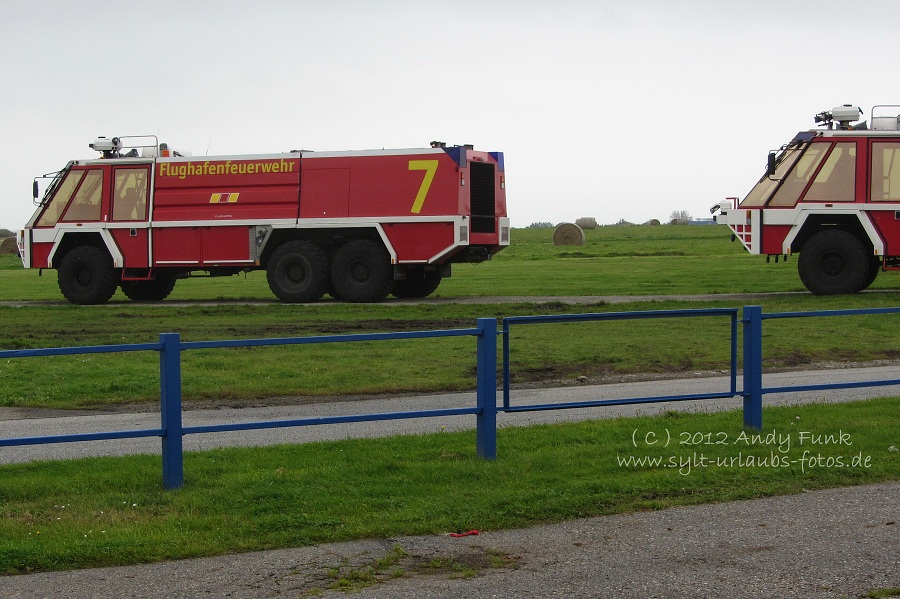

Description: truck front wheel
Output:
[57,246,119,305]
[798,230,870,295]
[266,241,329,303]
[331,239,394,302]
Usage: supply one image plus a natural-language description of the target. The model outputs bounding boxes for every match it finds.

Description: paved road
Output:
[1,481,897,599]
[1,366,898,598]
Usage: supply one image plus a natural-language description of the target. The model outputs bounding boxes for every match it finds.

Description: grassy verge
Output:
[1,397,897,574]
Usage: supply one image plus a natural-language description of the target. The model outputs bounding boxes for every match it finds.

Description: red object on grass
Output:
[449,530,480,538]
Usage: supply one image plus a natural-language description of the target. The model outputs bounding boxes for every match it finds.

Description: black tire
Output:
[266,241,329,303]
[330,239,394,303]
[861,256,881,291]
[121,272,177,302]
[57,246,119,305]
[797,230,870,295]
[392,268,442,298]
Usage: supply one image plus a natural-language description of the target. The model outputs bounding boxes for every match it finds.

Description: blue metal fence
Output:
[741,305,900,430]
[0,319,498,489]
[501,308,740,412]
[2,306,899,489]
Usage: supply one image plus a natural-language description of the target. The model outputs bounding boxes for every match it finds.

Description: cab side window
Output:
[870,142,900,201]
[803,142,856,202]
[113,168,149,220]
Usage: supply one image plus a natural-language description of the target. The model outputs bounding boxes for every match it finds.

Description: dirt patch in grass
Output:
[284,540,520,596]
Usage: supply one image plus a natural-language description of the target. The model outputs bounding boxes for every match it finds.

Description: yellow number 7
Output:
[408,160,439,214]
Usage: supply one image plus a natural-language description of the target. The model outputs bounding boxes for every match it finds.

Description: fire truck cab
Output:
[714,104,900,294]
[18,136,510,304]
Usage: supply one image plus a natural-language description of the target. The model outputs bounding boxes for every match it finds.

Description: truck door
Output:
[109,165,152,268]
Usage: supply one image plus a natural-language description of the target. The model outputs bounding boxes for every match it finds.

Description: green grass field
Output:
[2,225,899,410]
[1,224,898,576]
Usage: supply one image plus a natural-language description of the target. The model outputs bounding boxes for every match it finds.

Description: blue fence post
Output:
[159,332,184,489]
[476,318,498,460]
[742,306,763,430]
[502,318,511,410]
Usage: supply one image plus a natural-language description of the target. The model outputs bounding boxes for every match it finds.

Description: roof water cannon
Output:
[89,135,166,158]
[89,136,123,158]
[814,105,864,130]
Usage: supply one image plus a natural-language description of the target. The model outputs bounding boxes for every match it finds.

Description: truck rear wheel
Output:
[58,246,119,305]
[121,272,177,302]
[266,241,329,302]
[798,230,870,295]
[330,239,394,302]
[392,268,442,298]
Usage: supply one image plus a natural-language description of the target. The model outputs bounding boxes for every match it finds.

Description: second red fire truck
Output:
[17,137,509,304]
[714,104,900,294]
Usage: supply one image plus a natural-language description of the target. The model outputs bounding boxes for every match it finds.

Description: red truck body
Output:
[714,105,900,294]
[18,138,509,304]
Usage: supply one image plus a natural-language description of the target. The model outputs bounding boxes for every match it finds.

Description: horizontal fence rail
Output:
[0,320,498,489]
[2,307,899,489]
[0,340,166,447]
[741,305,900,429]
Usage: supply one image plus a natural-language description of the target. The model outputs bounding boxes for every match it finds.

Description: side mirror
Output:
[33,180,39,199]
[767,151,777,177]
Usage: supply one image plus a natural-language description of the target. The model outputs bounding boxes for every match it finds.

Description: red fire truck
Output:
[714,104,900,294]
[17,136,509,304]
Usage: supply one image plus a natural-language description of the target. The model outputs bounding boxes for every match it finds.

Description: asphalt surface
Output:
[2,481,897,599]
[2,366,899,598]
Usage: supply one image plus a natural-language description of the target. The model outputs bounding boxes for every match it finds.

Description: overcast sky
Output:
[1,0,896,231]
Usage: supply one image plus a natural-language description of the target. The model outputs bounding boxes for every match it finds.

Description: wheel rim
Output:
[74,266,93,288]
[349,260,370,283]
[820,252,845,277]
[284,262,306,285]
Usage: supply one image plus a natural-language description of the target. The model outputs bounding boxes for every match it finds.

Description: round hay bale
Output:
[0,237,18,255]
[553,223,585,246]
[647,219,661,226]
[575,217,597,230]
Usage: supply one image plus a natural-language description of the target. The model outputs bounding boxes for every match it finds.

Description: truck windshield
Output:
[738,142,809,207]
[34,162,73,208]
[35,169,84,226]
[768,143,829,206]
